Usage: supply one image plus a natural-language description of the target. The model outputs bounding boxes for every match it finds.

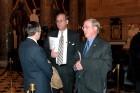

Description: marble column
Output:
[0,0,13,66]
[40,0,51,28]
[69,0,78,32]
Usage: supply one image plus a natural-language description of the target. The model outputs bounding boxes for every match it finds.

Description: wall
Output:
[85,0,140,41]
[0,0,13,66]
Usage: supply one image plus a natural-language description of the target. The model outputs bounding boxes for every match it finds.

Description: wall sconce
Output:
[100,25,105,35]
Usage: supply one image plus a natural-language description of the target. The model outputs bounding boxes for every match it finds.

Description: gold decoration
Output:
[24,0,32,14]
[13,0,19,11]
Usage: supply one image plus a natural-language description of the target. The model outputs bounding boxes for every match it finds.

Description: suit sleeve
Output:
[43,35,56,67]
[34,47,53,80]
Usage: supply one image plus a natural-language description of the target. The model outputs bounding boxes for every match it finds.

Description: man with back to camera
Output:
[44,13,81,93]
[19,21,53,93]
[75,19,112,93]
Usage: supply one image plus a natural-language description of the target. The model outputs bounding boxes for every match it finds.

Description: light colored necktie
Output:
[57,32,64,65]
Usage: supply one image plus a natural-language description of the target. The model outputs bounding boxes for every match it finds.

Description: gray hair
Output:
[25,21,41,36]
[85,19,100,34]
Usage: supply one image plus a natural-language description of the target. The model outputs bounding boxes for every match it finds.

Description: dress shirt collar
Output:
[86,36,96,47]
[27,37,38,44]
[58,29,67,36]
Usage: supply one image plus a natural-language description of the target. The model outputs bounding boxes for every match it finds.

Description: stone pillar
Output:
[69,0,78,32]
[78,0,86,37]
[0,0,13,65]
[40,0,51,28]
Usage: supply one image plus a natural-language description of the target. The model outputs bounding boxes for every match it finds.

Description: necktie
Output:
[82,41,90,58]
[57,32,64,65]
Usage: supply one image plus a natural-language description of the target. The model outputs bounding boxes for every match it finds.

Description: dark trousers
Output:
[136,80,140,93]
[52,88,60,93]
[53,65,74,93]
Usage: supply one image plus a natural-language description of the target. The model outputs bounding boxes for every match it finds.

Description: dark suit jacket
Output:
[19,38,53,93]
[127,32,140,81]
[75,36,112,93]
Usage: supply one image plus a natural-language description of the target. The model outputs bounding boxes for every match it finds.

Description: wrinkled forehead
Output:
[84,20,92,26]
[56,14,65,20]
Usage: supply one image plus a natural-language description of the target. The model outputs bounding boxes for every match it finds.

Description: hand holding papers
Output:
[51,48,58,58]
[49,37,58,52]
[75,51,83,70]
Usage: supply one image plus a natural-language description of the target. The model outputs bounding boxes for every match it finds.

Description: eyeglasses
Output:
[82,26,93,30]
[56,19,66,23]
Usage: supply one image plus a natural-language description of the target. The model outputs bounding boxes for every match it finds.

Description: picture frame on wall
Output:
[111,25,121,40]
[110,18,122,40]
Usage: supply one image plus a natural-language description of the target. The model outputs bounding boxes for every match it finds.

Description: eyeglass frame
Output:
[56,19,67,23]
[82,26,94,30]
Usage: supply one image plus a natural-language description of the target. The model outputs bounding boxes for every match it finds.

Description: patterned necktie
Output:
[82,41,90,58]
[57,32,64,65]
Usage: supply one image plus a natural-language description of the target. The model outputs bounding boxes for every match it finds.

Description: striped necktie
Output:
[57,32,64,65]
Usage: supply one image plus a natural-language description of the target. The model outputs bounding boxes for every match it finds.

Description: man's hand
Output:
[51,48,58,58]
[75,60,83,70]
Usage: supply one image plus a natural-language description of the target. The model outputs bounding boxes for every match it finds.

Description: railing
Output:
[26,83,36,93]
[107,64,120,93]
[9,58,16,90]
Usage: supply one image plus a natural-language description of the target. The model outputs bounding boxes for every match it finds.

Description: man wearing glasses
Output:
[44,13,81,93]
[75,19,112,93]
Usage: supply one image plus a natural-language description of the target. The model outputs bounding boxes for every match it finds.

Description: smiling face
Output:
[56,14,68,31]
[82,20,98,40]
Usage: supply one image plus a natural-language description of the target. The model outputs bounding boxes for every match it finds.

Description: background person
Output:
[127,31,140,93]
[19,21,53,93]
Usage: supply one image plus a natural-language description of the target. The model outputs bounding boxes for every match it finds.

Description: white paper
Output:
[78,51,81,61]
[49,37,58,52]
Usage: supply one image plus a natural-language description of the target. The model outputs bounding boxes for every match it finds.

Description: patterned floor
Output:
[0,70,136,93]
[0,70,24,93]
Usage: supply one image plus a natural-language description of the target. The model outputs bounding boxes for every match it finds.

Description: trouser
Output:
[52,65,74,93]
[136,80,140,93]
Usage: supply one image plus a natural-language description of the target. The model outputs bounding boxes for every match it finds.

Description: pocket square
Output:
[72,43,75,45]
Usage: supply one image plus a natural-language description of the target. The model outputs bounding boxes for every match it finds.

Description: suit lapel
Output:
[85,37,99,58]
[81,41,86,56]
[67,30,71,44]
[67,30,75,46]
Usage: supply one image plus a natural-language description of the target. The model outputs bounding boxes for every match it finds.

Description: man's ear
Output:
[93,26,98,31]
[34,32,38,36]
[66,20,69,25]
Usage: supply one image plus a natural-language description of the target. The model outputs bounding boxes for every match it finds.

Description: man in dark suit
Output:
[19,21,53,93]
[44,13,81,93]
[75,19,112,93]
[127,31,140,93]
